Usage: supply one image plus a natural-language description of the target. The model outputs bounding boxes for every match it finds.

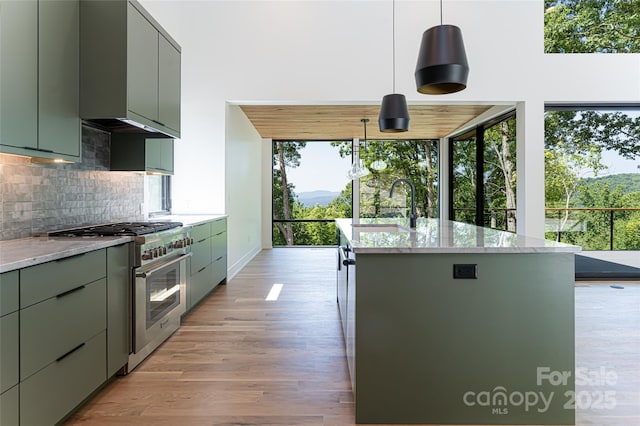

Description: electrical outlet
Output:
[453,264,477,279]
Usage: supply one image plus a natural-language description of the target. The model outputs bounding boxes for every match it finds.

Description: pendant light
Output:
[414,0,469,95]
[378,0,410,132]
[347,119,371,180]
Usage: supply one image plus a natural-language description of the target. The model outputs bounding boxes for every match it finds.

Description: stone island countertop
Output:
[335,218,581,254]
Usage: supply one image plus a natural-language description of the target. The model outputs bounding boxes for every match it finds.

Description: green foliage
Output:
[545,0,640,53]
[583,174,640,195]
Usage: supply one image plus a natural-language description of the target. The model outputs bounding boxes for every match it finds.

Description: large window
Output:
[544,106,640,250]
[272,141,352,246]
[271,139,439,246]
[450,113,517,232]
[544,0,640,53]
[359,140,439,219]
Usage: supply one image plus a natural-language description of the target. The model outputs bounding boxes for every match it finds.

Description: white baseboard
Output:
[227,245,261,281]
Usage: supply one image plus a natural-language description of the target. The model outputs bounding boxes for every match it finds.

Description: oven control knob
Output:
[151,248,158,258]
[142,251,152,260]
[174,240,183,248]
[162,246,167,255]
[189,237,194,245]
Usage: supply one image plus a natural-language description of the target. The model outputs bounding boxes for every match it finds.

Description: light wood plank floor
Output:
[65,248,640,426]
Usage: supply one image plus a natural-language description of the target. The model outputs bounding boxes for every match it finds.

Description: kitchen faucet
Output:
[389,179,417,229]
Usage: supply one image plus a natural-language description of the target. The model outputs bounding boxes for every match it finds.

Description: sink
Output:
[351,223,413,232]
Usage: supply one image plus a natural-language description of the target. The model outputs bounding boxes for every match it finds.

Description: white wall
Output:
[140,0,640,273]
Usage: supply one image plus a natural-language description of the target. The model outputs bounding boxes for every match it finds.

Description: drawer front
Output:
[0,312,19,394]
[213,255,227,285]
[190,238,212,274]
[211,218,226,235]
[0,270,19,316]
[212,231,227,261]
[189,263,213,309]
[20,330,106,426]
[0,385,19,426]
[20,278,107,380]
[190,221,211,241]
[20,249,106,308]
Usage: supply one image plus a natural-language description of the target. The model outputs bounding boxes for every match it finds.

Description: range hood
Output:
[80,0,180,138]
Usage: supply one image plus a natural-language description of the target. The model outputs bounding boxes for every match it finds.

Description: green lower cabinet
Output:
[189,263,214,310]
[106,243,131,377]
[20,331,107,426]
[20,278,107,380]
[0,312,19,394]
[0,385,19,426]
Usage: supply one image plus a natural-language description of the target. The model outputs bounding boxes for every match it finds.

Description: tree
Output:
[484,119,517,231]
[333,139,439,219]
[545,0,640,53]
[273,141,306,245]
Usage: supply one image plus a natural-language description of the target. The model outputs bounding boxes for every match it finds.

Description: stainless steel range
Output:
[49,222,193,373]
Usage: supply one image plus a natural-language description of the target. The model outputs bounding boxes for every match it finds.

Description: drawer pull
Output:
[215,256,223,261]
[197,266,206,273]
[21,146,54,153]
[196,238,207,244]
[215,232,224,236]
[56,343,85,362]
[56,285,86,299]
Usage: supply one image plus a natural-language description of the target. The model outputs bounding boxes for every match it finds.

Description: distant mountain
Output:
[296,190,340,207]
[582,173,640,194]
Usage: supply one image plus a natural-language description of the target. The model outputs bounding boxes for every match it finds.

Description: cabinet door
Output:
[127,3,158,122]
[159,138,174,173]
[38,0,80,157]
[0,385,19,426]
[158,34,180,133]
[0,312,19,394]
[144,138,173,174]
[107,243,131,377]
[0,0,38,150]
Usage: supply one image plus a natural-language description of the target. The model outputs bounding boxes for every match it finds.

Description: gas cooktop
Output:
[49,221,183,237]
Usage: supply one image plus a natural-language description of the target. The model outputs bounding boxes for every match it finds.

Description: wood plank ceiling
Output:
[239,104,493,140]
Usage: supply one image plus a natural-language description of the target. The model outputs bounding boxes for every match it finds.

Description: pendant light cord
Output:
[440,0,443,25]
[392,0,396,93]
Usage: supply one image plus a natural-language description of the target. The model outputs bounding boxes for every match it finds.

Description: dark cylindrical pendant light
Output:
[415,0,469,95]
[379,94,410,132]
[378,0,410,132]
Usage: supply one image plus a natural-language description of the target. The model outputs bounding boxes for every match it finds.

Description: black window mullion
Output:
[475,126,484,227]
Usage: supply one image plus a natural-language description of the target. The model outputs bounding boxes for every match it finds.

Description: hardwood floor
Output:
[65,248,640,426]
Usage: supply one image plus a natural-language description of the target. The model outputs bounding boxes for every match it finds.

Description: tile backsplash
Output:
[0,126,144,240]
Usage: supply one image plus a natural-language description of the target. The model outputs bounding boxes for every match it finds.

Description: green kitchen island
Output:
[335,218,580,425]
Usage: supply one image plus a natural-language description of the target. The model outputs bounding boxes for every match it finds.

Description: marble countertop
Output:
[0,236,132,273]
[150,213,227,227]
[336,218,581,254]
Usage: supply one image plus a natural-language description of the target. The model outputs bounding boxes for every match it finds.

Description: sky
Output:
[284,142,352,194]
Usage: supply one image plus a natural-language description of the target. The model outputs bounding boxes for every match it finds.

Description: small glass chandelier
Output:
[347,119,371,180]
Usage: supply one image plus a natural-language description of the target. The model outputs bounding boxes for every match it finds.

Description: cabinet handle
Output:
[338,246,355,267]
[21,146,54,153]
[215,232,224,236]
[215,256,223,261]
[56,285,86,299]
[196,238,207,243]
[197,266,206,273]
[152,119,166,127]
[56,343,85,362]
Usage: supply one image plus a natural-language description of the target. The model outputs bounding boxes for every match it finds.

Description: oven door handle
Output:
[136,253,192,279]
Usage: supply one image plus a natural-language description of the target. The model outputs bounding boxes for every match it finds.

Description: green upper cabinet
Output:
[127,4,159,126]
[110,133,174,175]
[80,0,181,138]
[158,34,181,133]
[0,0,80,162]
